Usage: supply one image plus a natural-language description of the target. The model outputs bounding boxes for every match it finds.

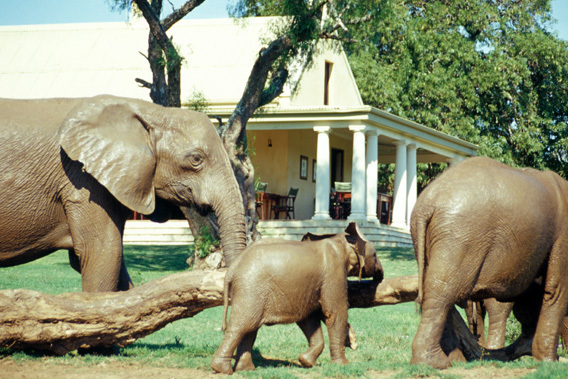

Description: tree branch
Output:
[162,0,206,30]
[135,78,152,89]
[220,34,293,149]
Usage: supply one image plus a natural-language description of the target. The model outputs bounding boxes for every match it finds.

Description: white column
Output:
[348,125,367,221]
[406,144,417,226]
[391,139,407,228]
[312,126,331,220]
[366,131,379,221]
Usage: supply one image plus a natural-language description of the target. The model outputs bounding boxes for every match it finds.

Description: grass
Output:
[1,245,568,377]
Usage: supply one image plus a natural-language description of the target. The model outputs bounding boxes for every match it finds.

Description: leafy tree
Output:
[111,0,373,243]
[345,0,568,179]
[111,0,206,107]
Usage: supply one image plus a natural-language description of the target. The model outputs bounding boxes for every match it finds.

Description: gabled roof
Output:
[0,17,363,108]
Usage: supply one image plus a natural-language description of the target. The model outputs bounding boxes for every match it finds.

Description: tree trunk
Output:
[0,273,534,361]
[0,274,417,354]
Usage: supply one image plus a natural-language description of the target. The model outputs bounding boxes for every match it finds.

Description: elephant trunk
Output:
[212,182,246,267]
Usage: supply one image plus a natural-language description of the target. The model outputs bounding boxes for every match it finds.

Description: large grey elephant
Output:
[0,95,246,292]
[410,157,568,368]
[210,222,383,374]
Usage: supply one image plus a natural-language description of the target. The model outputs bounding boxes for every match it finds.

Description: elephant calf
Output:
[210,222,383,374]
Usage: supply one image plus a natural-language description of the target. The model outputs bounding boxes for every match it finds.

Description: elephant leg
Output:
[234,330,258,372]
[411,300,453,369]
[411,247,479,369]
[297,312,325,368]
[532,258,568,361]
[320,291,349,365]
[346,323,358,350]
[211,305,261,376]
[211,327,244,375]
[560,316,568,350]
[464,300,486,347]
[484,299,513,349]
[66,202,129,292]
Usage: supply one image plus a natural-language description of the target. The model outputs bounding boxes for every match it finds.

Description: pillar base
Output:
[347,212,366,222]
[312,212,332,221]
[366,215,380,223]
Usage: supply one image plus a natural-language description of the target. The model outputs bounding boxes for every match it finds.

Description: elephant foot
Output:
[346,323,358,350]
[234,355,255,372]
[298,351,318,368]
[210,357,233,375]
[410,348,451,369]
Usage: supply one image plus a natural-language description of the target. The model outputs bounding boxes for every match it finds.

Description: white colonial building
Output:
[0,17,477,245]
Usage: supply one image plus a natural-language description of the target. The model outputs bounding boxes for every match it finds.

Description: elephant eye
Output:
[186,151,205,170]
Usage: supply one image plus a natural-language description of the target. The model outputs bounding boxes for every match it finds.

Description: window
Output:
[324,61,333,105]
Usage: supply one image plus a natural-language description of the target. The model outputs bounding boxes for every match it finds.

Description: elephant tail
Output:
[221,273,231,332]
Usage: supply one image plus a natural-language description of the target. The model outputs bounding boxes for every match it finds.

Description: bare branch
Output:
[135,78,152,88]
[163,0,206,30]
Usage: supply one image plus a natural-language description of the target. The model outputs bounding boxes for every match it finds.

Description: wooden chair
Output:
[378,192,392,225]
[332,182,351,219]
[255,182,268,219]
[271,187,299,219]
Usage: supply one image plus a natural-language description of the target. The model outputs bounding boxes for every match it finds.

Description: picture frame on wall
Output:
[300,155,308,180]
[312,159,317,182]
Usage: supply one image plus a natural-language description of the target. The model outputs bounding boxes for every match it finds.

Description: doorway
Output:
[331,148,344,186]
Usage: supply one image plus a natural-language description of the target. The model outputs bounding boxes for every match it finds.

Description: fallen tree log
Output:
[0,272,419,354]
[440,306,533,363]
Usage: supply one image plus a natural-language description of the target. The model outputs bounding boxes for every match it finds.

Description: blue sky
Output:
[0,0,566,40]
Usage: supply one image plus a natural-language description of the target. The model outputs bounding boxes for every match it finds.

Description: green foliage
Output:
[346,0,568,179]
[229,0,377,108]
[183,90,209,111]
[189,226,220,259]
[505,313,523,345]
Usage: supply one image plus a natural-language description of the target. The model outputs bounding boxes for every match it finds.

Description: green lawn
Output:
[1,245,568,378]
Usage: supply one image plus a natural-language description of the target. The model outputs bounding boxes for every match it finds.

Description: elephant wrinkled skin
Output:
[210,222,384,374]
[0,95,245,292]
[411,156,568,368]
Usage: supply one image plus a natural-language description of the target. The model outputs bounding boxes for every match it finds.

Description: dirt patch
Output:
[0,359,540,378]
[0,360,220,379]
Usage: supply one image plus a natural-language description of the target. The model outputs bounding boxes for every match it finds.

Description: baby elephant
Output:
[210,222,383,374]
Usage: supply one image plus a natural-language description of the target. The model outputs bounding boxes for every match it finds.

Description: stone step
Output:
[124,219,413,248]
[124,220,194,245]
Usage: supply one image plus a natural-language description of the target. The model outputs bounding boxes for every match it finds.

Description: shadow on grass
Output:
[123,245,190,272]
[251,348,302,369]
[0,347,59,358]
[377,247,416,261]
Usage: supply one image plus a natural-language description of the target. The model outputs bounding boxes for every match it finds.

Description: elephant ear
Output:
[345,222,367,281]
[58,96,156,215]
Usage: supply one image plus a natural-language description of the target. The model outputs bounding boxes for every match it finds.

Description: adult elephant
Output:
[0,95,246,292]
[410,156,568,368]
